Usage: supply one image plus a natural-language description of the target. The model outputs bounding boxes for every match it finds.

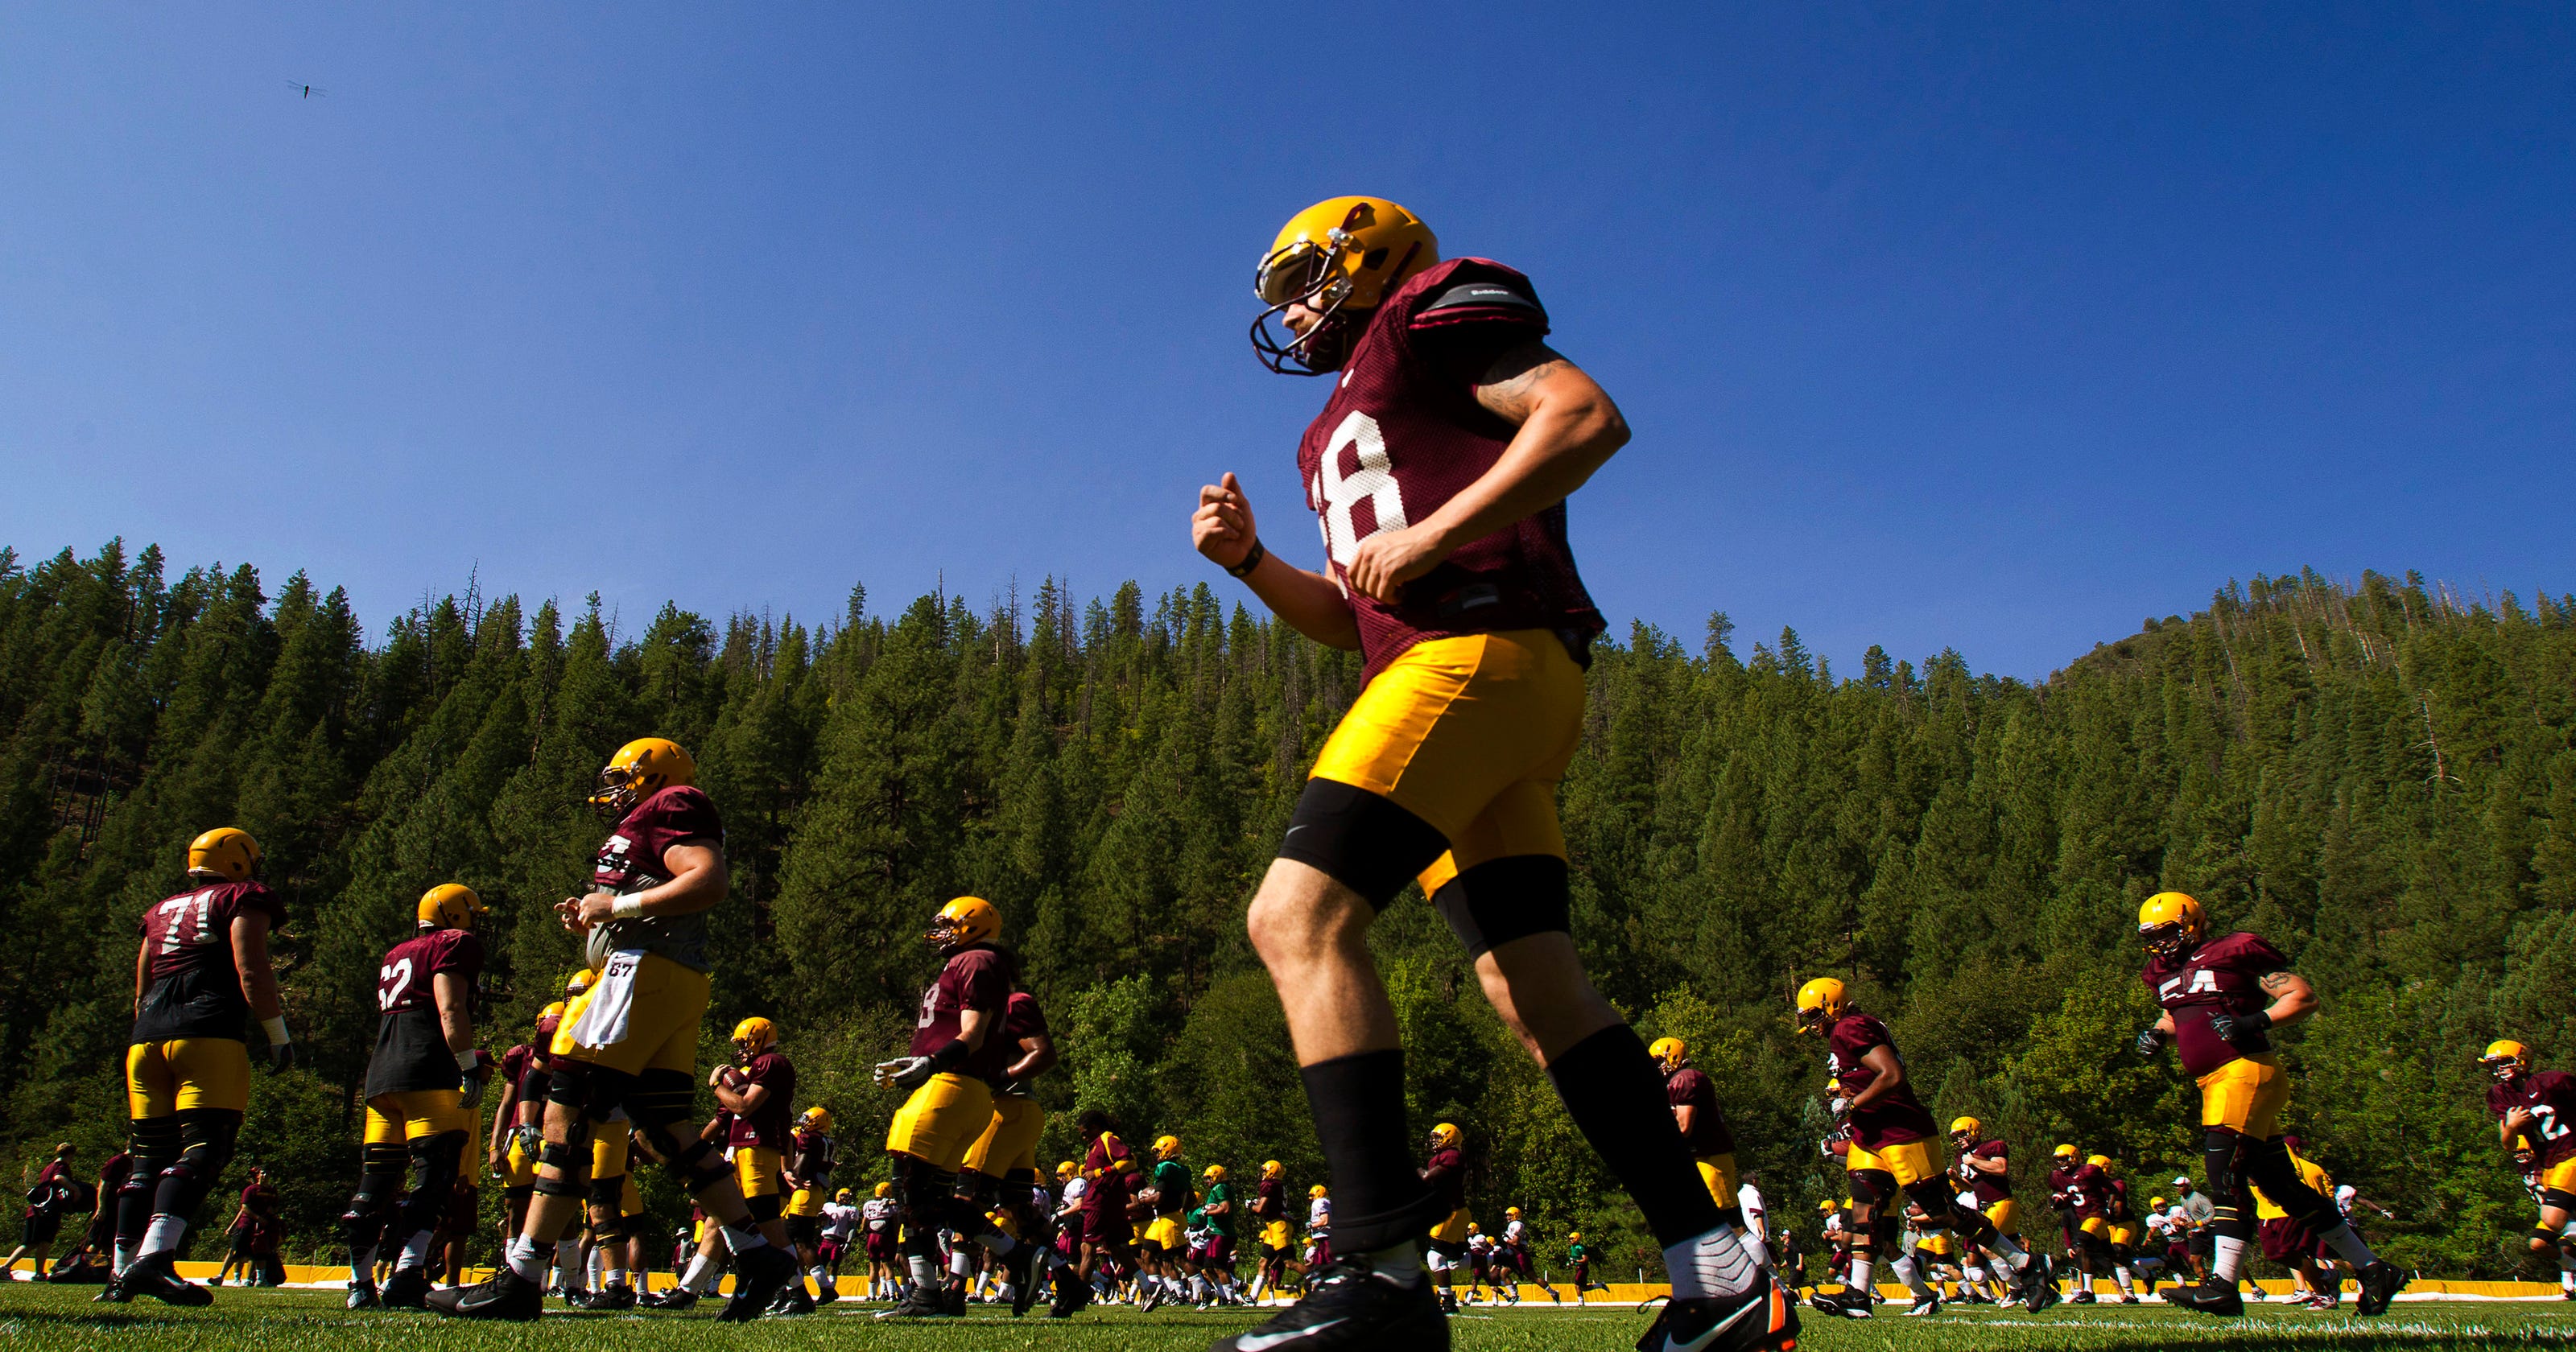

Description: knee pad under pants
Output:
[121,1115,180,1243]
[155,1108,242,1221]
[900,1159,956,1254]
[398,1131,465,1233]
[1871,1212,1901,1253]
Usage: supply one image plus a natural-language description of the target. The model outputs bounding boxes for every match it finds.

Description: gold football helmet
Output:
[928,896,1002,950]
[1649,1037,1689,1075]
[1427,1123,1463,1151]
[2138,892,2207,960]
[1950,1115,1982,1141]
[733,1016,778,1057]
[416,883,485,931]
[187,827,262,883]
[1250,196,1438,376]
[801,1105,833,1132]
[2483,1039,2531,1083]
[1152,1135,1183,1161]
[589,736,695,815]
[1795,977,1847,1034]
[1261,1160,1285,1181]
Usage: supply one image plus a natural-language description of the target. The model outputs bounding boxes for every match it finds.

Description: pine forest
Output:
[2,538,2572,1282]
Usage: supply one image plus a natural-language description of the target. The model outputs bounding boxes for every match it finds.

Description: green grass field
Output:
[3,1286,2574,1351]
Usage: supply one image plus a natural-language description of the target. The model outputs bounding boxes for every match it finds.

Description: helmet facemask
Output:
[2483,1053,2527,1085]
[2139,920,2195,962]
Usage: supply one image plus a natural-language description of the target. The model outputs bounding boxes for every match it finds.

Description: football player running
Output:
[783,1106,838,1305]
[1197,194,1790,1352]
[343,884,491,1309]
[433,738,795,1321]
[102,828,293,1305]
[2133,891,2405,1316]
[872,897,1030,1318]
[1138,1135,1196,1312]
[1248,1160,1294,1303]
[1655,1038,1769,1279]
[957,985,1058,1315]
[1420,1123,1468,1314]
[711,1018,800,1312]
[1946,1117,2029,1305]
[2481,1040,2576,1298]
[1796,979,2046,1319]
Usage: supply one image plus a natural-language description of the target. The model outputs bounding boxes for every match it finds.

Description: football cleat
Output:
[1206,1256,1447,1352]
[109,1255,211,1307]
[1905,1292,1942,1317]
[876,1282,955,1319]
[426,1268,543,1321]
[642,1285,698,1310]
[1009,1247,1043,1317]
[718,1244,795,1322]
[381,1268,431,1308]
[1633,1267,1799,1352]
[593,1280,637,1310]
[2168,1280,2245,1317]
[1808,1286,1873,1319]
[2019,1256,2058,1313]
[2355,1261,2408,1317]
[345,1282,381,1310]
[1141,1280,1167,1313]
[2071,1288,2096,1304]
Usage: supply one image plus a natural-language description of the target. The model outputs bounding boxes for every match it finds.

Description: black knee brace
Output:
[547,1057,639,1120]
[588,1172,628,1207]
[121,1115,180,1245]
[398,1131,464,1234]
[534,1127,592,1199]
[2237,1136,2340,1227]
[1871,1211,1901,1253]
[153,1108,241,1221]
[745,1193,783,1223]
[667,1137,729,1192]
[343,1140,409,1243]
[2537,1225,2562,1255]
[2202,1129,2254,1239]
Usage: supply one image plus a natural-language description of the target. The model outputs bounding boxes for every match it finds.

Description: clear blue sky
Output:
[5,4,2570,678]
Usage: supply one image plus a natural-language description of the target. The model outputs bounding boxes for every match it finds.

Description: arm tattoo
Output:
[1472,341,1570,422]
[2258,971,2299,994]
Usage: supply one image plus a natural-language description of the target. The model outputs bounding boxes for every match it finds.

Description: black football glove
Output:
[2207,1009,2271,1047]
[2136,1027,2167,1058]
[458,1053,493,1111]
[265,1040,298,1074]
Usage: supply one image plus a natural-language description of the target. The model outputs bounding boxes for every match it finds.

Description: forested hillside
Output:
[1,539,2570,1280]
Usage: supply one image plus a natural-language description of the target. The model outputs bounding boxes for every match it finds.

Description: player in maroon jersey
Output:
[1654,1038,1758,1247]
[342,884,490,1309]
[960,986,1059,1316]
[1066,1109,1140,1317]
[1948,1117,2029,1305]
[713,1016,798,1311]
[870,897,1030,1319]
[1420,1123,1468,1313]
[2133,891,2405,1316]
[1198,194,1790,1352]
[487,1003,561,1250]
[101,827,291,1306]
[2480,1040,2576,1296]
[435,737,793,1322]
[1796,979,2047,1319]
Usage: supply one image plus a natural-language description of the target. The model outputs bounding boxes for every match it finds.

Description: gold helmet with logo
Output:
[589,737,695,814]
[1250,196,1438,375]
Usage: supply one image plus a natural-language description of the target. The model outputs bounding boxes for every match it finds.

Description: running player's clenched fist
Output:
[1193,472,1257,571]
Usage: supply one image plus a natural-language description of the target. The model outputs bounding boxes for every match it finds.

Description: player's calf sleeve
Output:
[120,1115,178,1248]
[151,1108,241,1230]
[1298,1049,1438,1254]
[1542,1024,1726,1247]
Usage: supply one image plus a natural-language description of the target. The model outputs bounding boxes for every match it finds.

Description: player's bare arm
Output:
[1671,1102,1697,1136]
[1002,1029,1058,1082]
[1343,341,1629,605]
[956,1004,993,1051]
[2256,969,2318,1027]
[1192,472,1363,649]
[559,839,727,931]
[1847,1043,1906,1111]
[712,1078,770,1117]
[230,911,283,1021]
[432,971,473,1055]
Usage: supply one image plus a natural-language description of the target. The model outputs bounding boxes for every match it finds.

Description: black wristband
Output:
[929,1040,970,1071]
[1224,538,1267,579]
[2237,1009,2273,1034]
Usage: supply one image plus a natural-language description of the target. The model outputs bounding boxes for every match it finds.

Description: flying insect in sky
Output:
[284,80,326,98]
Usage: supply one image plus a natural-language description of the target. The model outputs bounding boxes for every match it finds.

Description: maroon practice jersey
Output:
[2489,1070,2576,1169]
[131,881,287,1043]
[1963,1140,2013,1206]
[1665,1067,1738,1157]
[2070,1163,2111,1218]
[1422,1147,1465,1214]
[2144,930,2290,1078]
[988,990,1051,1094]
[1083,1132,1137,1217]
[365,927,485,1098]
[2107,1177,2135,1222]
[1253,1177,1286,1219]
[587,784,725,972]
[910,943,1015,1081]
[1824,1011,1937,1148]
[2049,1164,2082,1212]
[725,1051,799,1149]
[1296,258,1605,682]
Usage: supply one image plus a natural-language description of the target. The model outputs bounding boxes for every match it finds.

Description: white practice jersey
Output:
[1308,1196,1331,1230]
[1736,1181,1767,1242]
[1503,1218,1527,1247]
[821,1201,861,1242]
[861,1197,897,1232]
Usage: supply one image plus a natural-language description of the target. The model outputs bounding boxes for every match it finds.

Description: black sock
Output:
[1544,1024,1724,1247]
[1299,1049,1434,1254]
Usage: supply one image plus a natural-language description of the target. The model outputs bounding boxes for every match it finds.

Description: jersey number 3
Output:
[1311,411,1408,568]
